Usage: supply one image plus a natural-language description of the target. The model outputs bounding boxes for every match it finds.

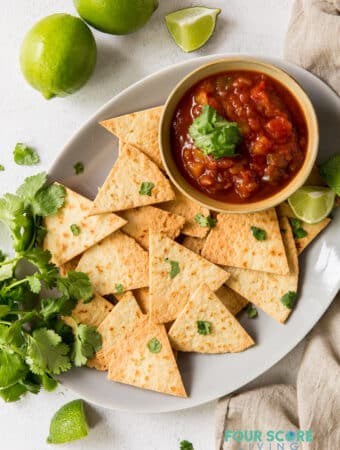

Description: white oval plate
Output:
[52,54,340,413]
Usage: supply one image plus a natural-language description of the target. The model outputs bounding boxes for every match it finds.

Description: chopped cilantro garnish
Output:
[246,304,258,319]
[289,218,307,239]
[250,226,267,241]
[197,320,211,335]
[70,224,80,236]
[281,291,297,309]
[165,258,180,279]
[189,104,242,159]
[180,440,194,450]
[0,165,4,171]
[194,213,217,228]
[73,161,84,175]
[139,181,155,196]
[319,154,340,196]
[147,337,162,353]
[115,283,124,294]
[13,143,40,166]
[71,323,102,367]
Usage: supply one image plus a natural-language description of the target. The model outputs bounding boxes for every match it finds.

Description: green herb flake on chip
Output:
[147,337,162,353]
[139,181,155,196]
[180,440,194,450]
[250,226,267,241]
[70,224,80,236]
[13,143,40,166]
[165,258,180,279]
[196,320,211,335]
[289,217,307,239]
[194,213,217,228]
[115,283,124,294]
[246,304,258,319]
[281,291,297,309]
[73,162,84,175]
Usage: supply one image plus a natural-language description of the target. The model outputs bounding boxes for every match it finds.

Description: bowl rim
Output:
[159,56,319,214]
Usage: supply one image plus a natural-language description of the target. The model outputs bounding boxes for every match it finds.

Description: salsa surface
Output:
[171,70,308,203]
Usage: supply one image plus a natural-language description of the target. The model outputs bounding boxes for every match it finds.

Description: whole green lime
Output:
[20,14,97,99]
[73,0,158,35]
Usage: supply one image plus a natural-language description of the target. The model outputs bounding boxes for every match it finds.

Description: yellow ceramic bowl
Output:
[159,57,319,213]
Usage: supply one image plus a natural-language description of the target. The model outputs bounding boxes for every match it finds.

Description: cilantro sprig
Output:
[0,173,101,403]
[13,143,40,166]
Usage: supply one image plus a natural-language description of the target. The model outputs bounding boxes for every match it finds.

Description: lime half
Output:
[165,7,221,52]
[288,186,335,224]
[47,399,88,444]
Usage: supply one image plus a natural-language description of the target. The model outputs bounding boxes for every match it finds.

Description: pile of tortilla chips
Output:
[44,106,331,398]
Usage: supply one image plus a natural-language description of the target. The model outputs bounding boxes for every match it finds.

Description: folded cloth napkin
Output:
[216,3,340,448]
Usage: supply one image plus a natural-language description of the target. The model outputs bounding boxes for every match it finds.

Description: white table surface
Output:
[0,1,306,449]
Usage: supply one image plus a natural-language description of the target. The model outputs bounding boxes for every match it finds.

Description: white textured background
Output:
[0,1,303,449]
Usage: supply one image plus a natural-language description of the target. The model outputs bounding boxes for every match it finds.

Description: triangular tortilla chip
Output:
[120,206,185,250]
[160,186,211,238]
[62,293,114,330]
[43,185,126,266]
[76,230,149,295]
[215,286,248,316]
[181,236,206,255]
[277,203,331,255]
[225,216,299,323]
[202,208,289,275]
[89,144,174,215]
[168,284,254,353]
[149,233,230,323]
[87,291,144,371]
[100,106,164,169]
[107,317,187,397]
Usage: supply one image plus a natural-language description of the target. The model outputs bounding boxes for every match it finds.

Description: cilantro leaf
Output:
[33,184,66,217]
[0,305,11,318]
[26,328,71,375]
[0,348,28,389]
[139,181,155,196]
[40,296,77,320]
[197,320,211,335]
[0,250,6,262]
[165,258,180,279]
[250,226,267,241]
[13,143,40,166]
[57,271,93,302]
[70,224,80,236]
[289,218,307,239]
[147,337,162,354]
[41,373,58,392]
[115,283,124,294]
[281,291,297,309]
[0,165,4,171]
[246,304,258,319]
[16,172,47,202]
[194,213,217,228]
[0,193,24,224]
[26,275,42,294]
[71,323,102,367]
[0,382,27,402]
[73,162,84,175]
[180,440,194,450]
[319,154,340,196]
[189,105,242,159]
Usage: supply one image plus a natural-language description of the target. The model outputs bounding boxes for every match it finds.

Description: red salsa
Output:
[171,71,307,202]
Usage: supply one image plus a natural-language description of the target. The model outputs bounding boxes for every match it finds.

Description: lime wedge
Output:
[288,186,335,224]
[47,399,88,444]
[165,7,221,52]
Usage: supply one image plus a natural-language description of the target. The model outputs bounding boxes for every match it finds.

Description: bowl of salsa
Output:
[159,57,318,213]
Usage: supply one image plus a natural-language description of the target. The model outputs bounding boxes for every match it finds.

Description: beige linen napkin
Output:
[216,2,340,448]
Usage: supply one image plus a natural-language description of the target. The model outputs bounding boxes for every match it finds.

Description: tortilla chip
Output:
[277,202,331,255]
[168,284,254,353]
[181,236,206,255]
[59,255,82,277]
[202,208,289,275]
[119,206,185,250]
[100,106,164,169]
[87,291,144,371]
[225,216,299,323]
[149,232,230,323]
[133,287,150,314]
[76,230,149,295]
[215,286,248,316]
[160,186,211,238]
[107,317,187,397]
[43,185,126,266]
[89,144,174,215]
[62,293,114,331]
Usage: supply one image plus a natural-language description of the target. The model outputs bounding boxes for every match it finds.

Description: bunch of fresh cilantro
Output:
[0,173,101,402]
